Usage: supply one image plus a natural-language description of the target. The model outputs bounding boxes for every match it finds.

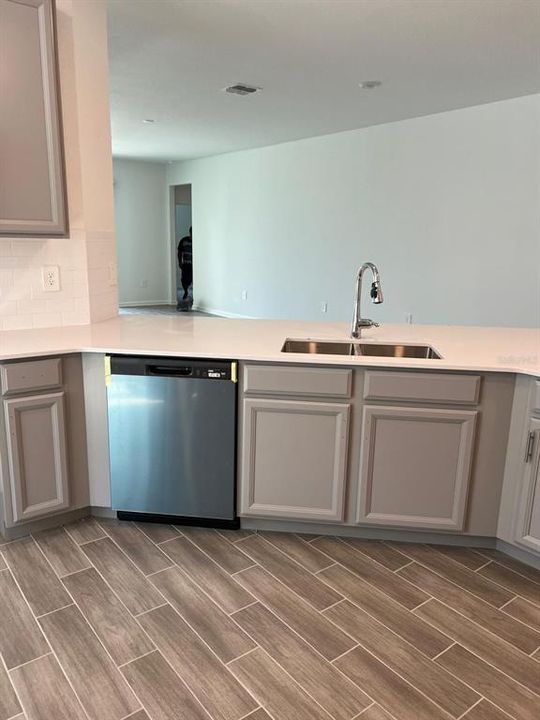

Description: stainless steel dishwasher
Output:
[106,355,238,528]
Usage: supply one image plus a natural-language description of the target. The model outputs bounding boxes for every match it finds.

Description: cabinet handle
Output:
[525,431,536,462]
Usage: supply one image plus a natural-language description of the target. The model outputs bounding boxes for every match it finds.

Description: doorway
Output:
[172,184,192,310]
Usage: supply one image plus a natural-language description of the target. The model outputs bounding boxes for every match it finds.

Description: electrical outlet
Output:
[406,312,413,324]
[241,289,248,301]
[108,262,118,287]
[42,266,60,292]
[320,301,327,313]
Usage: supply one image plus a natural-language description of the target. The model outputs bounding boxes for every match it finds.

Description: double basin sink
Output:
[282,339,442,359]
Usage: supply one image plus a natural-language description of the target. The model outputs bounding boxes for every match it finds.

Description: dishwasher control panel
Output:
[109,355,237,382]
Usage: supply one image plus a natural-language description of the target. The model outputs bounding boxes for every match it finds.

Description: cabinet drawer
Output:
[243,364,352,398]
[363,370,481,405]
[1,358,62,396]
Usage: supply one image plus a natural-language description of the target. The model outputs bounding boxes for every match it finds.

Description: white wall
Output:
[113,159,170,305]
[167,94,540,328]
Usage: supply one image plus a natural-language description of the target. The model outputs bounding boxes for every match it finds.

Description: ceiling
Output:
[107,0,540,162]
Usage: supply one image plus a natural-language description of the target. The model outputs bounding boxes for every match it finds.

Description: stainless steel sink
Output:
[281,339,442,359]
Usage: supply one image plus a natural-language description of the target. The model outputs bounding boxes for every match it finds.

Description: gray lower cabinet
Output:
[240,398,350,521]
[356,405,477,531]
[2,392,69,524]
[515,417,540,552]
[0,0,68,236]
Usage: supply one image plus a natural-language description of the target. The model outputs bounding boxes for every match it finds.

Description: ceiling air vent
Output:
[224,83,261,96]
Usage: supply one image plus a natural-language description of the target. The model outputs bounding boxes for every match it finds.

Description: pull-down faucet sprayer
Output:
[351,262,384,339]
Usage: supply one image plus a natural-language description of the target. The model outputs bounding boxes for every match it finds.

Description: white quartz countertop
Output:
[0,315,538,376]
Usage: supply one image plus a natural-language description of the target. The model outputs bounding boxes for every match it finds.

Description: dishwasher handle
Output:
[146,364,193,377]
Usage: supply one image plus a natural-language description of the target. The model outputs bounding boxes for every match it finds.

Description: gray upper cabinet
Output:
[2,391,69,524]
[0,0,68,236]
[515,416,540,553]
[356,405,477,531]
[241,397,350,522]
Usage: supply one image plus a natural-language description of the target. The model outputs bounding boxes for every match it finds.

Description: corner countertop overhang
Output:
[0,316,538,377]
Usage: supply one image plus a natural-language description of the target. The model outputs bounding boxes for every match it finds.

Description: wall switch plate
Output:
[42,266,60,292]
[108,262,118,286]
[320,301,328,313]
[241,289,248,300]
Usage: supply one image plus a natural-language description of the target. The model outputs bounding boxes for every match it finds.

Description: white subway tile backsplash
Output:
[32,313,63,328]
[0,228,118,330]
[2,314,34,331]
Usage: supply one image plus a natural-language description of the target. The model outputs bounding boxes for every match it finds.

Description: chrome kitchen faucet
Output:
[351,262,384,338]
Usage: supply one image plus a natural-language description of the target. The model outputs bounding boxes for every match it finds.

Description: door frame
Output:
[169,184,192,305]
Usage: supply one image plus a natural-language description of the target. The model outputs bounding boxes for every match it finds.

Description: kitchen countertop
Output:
[0,315,538,376]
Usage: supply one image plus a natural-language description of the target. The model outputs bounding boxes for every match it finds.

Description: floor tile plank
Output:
[436,644,540,719]
[135,522,181,544]
[62,567,154,666]
[81,538,164,615]
[180,527,254,574]
[259,532,335,573]
[237,535,343,610]
[319,564,451,658]
[428,545,489,571]
[325,599,479,717]
[0,570,49,669]
[121,650,212,720]
[39,605,139,720]
[33,528,91,578]
[234,566,355,661]
[217,529,255,543]
[389,543,514,607]
[63,517,107,544]
[243,711,272,720]
[359,706,397,720]
[2,538,71,616]
[414,598,540,694]
[150,566,255,663]
[0,655,21,719]
[476,549,540,585]
[234,601,371,719]
[460,700,514,719]
[229,647,332,720]
[398,561,540,653]
[123,712,151,720]
[0,554,6,571]
[502,596,540,632]
[341,539,410,571]
[10,654,87,720]
[313,537,427,609]
[160,537,254,613]
[99,520,173,575]
[138,604,257,720]
[478,562,540,606]
[334,644,451,720]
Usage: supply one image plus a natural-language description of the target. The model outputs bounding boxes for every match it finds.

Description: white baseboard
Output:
[192,304,258,319]
[119,301,174,308]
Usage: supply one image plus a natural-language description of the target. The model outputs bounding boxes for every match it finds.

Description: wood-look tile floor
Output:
[1,522,539,720]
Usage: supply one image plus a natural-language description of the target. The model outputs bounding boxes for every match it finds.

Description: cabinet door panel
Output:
[515,418,540,552]
[0,0,67,236]
[357,406,477,530]
[2,392,69,525]
[241,398,350,521]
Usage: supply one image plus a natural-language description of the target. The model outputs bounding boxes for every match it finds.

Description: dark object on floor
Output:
[177,296,193,311]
